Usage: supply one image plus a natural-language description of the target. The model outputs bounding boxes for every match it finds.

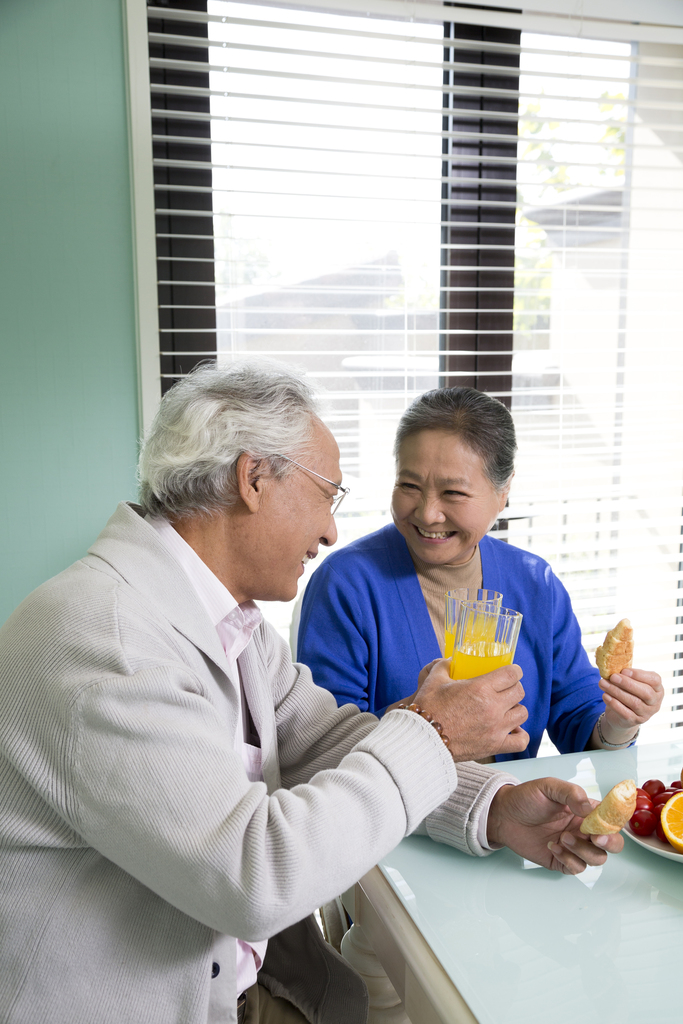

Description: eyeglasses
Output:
[272,454,350,515]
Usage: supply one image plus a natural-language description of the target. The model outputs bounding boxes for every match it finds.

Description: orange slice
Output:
[660,792,683,853]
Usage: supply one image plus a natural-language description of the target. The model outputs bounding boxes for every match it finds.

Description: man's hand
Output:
[487,778,624,875]
[413,659,529,761]
[598,667,664,743]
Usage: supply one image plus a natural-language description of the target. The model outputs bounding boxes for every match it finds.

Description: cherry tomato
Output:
[656,819,670,845]
[670,781,683,791]
[629,809,657,836]
[653,789,678,807]
[635,795,653,811]
[643,779,666,799]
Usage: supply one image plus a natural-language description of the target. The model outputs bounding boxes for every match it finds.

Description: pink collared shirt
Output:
[146,516,267,997]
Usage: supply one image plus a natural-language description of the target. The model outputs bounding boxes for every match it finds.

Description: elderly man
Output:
[0,363,622,1024]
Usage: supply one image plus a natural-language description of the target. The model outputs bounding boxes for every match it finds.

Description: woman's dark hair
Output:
[394,388,517,490]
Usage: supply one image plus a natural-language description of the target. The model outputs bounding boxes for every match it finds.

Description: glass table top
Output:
[379,742,683,1024]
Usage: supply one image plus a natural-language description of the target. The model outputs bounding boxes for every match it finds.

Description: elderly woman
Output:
[297,387,663,761]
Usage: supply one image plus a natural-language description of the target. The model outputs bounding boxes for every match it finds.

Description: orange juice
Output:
[449,642,514,679]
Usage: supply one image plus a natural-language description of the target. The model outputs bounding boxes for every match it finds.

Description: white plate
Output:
[624,825,683,862]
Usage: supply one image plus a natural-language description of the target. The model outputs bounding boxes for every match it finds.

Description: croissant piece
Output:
[595,618,633,680]
[580,779,637,835]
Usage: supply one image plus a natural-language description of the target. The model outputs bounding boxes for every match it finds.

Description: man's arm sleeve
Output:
[65,645,457,945]
[412,763,518,857]
[274,629,519,859]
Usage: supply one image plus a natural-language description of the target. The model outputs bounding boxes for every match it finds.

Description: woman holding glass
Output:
[297,387,663,761]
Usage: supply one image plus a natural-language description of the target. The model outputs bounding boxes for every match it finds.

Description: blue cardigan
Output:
[297,524,605,761]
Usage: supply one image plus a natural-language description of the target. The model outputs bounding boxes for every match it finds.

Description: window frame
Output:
[123,0,162,435]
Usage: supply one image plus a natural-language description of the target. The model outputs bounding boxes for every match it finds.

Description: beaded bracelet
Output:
[397,702,450,750]
[596,712,639,748]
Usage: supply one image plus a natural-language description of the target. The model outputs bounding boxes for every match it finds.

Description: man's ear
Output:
[236,453,268,513]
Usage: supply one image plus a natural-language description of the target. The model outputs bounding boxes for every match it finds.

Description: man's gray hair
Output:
[138,361,321,518]
[394,387,517,491]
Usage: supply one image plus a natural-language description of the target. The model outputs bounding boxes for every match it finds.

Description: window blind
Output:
[440,17,520,400]
[141,0,683,744]
[149,0,217,389]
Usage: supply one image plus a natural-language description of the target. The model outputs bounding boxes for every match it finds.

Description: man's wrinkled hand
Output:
[487,778,624,875]
[413,659,529,762]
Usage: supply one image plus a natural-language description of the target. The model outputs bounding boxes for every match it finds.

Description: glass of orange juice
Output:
[444,589,502,658]
[449,606,522,679]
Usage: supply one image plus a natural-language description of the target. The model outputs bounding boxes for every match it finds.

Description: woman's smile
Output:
[412,524,456,541]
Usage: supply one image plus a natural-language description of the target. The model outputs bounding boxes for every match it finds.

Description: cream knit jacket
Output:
[0,503,514,1024]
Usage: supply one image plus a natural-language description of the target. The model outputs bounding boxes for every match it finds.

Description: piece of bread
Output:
[595,618,633,679]
[580,779,637,835]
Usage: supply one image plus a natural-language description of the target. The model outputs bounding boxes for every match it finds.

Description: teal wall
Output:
[0,0,140,625]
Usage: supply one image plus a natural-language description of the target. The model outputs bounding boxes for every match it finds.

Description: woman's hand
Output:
[597,667,664,745]
[487,779,624,874]
[383,660,439,715]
